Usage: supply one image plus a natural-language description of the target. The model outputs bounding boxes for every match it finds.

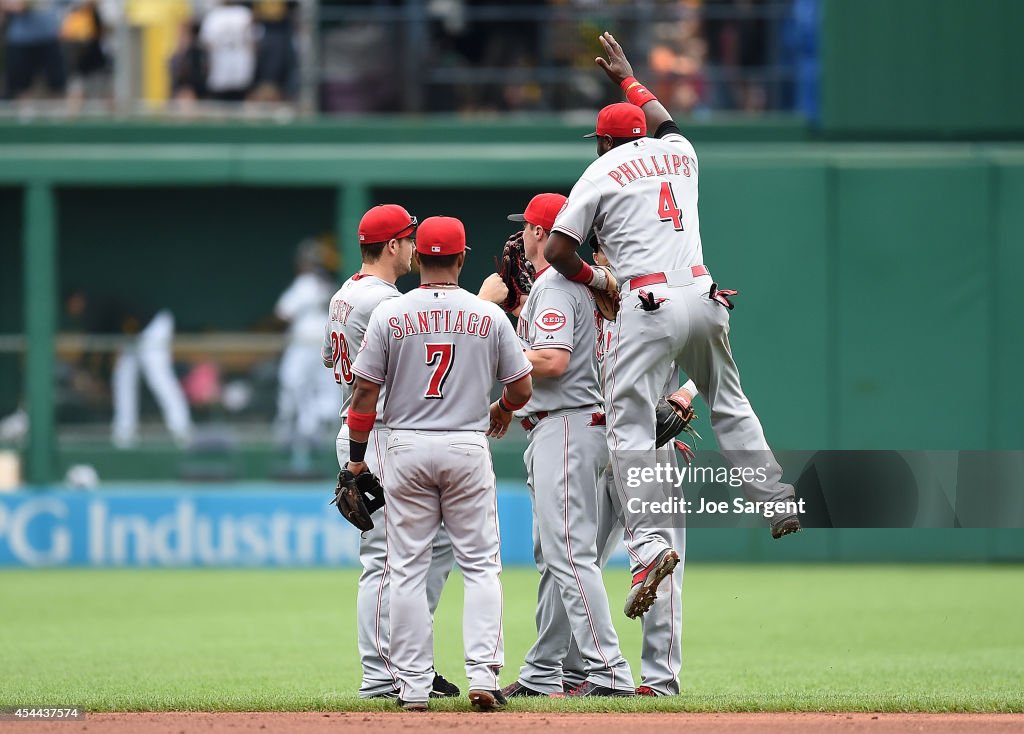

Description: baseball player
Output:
[347,215,533,712]
[495,193,636,698]
[593,236,693,696]
[323,205,459,701]
[487,228,697,697]
[275,239,338,472]
[543,32,801,619]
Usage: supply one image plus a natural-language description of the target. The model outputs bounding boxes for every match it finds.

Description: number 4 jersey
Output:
[351,286,531,432]
[322,273,400,420]
[552,129,703,281]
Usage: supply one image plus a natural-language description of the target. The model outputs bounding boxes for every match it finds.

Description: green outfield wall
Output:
[1,142,1023,484]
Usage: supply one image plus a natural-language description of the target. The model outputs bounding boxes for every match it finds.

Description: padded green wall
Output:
[834,159,992,449]
[993,157,1024,450]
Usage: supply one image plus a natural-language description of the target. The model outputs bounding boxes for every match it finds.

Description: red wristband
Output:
[620,76,657,107]
[500,387,529,413]
[346,409,377,433]
[568,261,594,284]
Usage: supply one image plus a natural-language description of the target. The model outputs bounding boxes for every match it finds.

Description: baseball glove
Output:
[331,468,386,532]
[496,230,535,312]
[591,288,620,321]
[655,387,700,449]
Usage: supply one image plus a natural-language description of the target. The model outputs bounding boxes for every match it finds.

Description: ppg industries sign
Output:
[0,490,362,567]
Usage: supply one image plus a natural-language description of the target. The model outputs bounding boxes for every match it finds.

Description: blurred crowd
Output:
[0,0,300,107]
[1,0,815,117]
[321,0,816,117]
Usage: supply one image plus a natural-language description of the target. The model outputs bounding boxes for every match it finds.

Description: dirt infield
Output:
[8,712,1024,734]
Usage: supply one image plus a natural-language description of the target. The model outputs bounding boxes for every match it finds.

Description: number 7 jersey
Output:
[552,131,703,281]
[351,286,531,432]
[322,273,400,419]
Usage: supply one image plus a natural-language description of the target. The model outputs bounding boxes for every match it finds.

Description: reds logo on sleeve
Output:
[535,308,567,332]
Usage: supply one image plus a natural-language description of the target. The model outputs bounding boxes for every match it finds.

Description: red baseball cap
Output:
[416,216,471,256]
[583,103,647,139]
[358,204,417,244]
[507,193,567,230]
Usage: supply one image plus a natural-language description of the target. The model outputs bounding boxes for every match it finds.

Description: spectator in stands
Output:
[704,0,770,112]
[198,0,254,102]
[169,19,207,104]
[1,0,66,100]
[60,0,109,110]
[249,0,297,102]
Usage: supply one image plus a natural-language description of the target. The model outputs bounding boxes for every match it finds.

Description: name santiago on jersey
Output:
[385,307,496,341]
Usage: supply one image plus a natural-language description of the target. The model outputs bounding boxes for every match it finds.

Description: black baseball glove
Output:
[331,468,386,532]
[496,230,536,312]
[655,387,700,448]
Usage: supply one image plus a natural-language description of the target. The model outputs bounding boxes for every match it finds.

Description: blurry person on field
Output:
[273,238,339,472]
[64,288,193,449]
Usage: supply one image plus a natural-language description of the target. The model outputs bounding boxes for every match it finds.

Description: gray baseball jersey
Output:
[352,287,531,431]
[323,274,398,418]
[515,268,603,414]
[553,132,702,280]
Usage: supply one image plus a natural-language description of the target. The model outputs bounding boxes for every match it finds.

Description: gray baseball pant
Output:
[337,424,455,698]
[517,409,635,693]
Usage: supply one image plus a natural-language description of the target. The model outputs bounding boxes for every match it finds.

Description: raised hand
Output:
[595,31,634,86]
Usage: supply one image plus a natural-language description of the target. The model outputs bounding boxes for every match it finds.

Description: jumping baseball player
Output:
[346,215,533,712]
[592,236,693,696]
[487,227,698,697]
[323,204,459,701]
[543,32,801,620]
[493,193,636,698]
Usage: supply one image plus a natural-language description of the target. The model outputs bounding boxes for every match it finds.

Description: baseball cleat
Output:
[364,688,399,700]
[562,679,585,694]
[635,686,658,696]
[624,548,679,619]
[430,672,461,698]
[468,688,507,711]
[501,680,547,697]
[771,514,801,539]
[395,698,428,712]
[565,681,636,697]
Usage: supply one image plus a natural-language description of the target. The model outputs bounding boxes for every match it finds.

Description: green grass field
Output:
[1,565,1021,713]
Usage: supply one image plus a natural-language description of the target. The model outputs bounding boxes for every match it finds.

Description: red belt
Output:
[522,411,605,432]
[627,265,708,291]
[520,411,549,431]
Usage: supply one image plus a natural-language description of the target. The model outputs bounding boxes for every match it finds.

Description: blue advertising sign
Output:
[0,485,539,568]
